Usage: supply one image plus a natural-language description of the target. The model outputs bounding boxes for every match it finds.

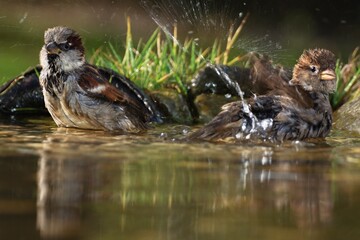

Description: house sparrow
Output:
[39,26,156,133]
[187,49,337,142]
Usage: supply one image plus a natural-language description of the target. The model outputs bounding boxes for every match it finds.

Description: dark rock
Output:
[189,60,293,100]
[333,98,360,133]
[188,64,260,123]
[189,65,251,97]
[149,90,194,125]
[0,66,47,114]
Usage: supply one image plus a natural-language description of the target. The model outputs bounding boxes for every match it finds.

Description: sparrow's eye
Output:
[310,65,318,73]
[59,42,72,51]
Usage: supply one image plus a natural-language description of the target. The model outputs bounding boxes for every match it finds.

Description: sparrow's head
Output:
[290,49,336,93]
[40,26,85,72]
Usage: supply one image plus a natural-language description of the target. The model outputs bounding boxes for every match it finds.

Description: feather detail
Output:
[39,26,159,133]
[77,64,153,124]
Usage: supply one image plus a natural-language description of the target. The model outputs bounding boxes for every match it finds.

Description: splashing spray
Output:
[140,0,264,138]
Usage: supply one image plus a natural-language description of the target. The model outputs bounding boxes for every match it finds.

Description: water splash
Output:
[211,64,259,136]
[140,0,248,94]
[140,0,282,139]
[235,34,289,62]
[19,12,28,24]
[141,0,245,43]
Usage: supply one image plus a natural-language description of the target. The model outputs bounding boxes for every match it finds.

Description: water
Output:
[1,116,360,239]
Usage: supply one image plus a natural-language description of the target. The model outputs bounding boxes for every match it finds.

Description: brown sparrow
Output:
[187,49,337,142]
[39,26,155,133]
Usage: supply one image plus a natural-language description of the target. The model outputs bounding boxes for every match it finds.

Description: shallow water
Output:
[1,115,360,240]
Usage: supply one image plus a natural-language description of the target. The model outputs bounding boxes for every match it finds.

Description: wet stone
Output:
[333,97,360,133]
[189,65,251,97]
[149,89,194,125]
[0,66,47,114]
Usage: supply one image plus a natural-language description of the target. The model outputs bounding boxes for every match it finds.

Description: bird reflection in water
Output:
[36,129,106,238]
[35,129,335,238]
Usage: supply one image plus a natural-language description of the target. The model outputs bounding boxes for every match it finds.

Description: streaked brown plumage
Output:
[188,49,337,142]
[39,26,156,133]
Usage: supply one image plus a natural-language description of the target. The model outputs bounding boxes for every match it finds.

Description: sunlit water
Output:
[1,115,360,240]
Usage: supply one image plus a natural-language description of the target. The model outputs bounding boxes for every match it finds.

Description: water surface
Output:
[1,115,360,240]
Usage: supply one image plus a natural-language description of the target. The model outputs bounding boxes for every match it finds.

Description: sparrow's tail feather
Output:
[186,101,244,141]
[187,120,243,141]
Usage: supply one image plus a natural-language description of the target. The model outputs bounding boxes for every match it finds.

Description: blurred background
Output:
[0,0,359,82]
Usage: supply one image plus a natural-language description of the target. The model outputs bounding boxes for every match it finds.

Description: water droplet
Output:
[260,170,266,182]
[259,118,273,131]
[236,132,243,139]
[241,122,247,131]
[244,160,249,168]
[182,128,190,135]
[160,132,168,138]
[261,156,270,165]
[19,12,28,24]
[224,93,232,99]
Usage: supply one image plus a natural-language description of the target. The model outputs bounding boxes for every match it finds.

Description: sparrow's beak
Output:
[46,42,61,55]
[320,69,336,81]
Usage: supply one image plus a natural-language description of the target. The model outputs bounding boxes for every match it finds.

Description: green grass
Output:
[91,16,248,95]
[331,47,360,109]
[92,17,360,110]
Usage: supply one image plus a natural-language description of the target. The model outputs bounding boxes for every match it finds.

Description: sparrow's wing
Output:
[249,54,292,95]
[78,64,151,122]
[97,67,162,123]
